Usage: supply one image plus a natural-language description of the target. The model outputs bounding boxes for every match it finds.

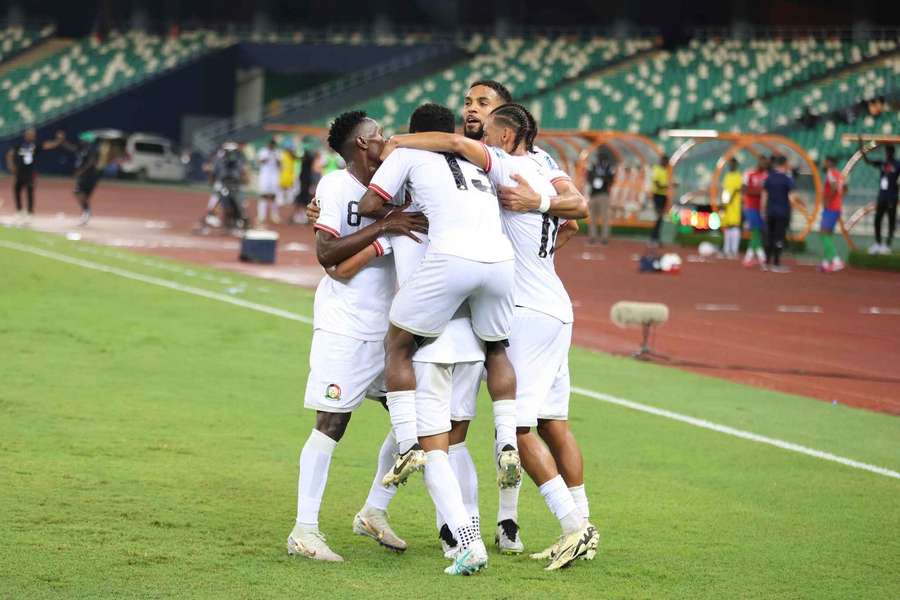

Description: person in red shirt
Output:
[819,156,846,272]
[741,155,769,267]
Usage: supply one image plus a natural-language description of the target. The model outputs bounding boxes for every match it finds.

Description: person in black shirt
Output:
[859,140,900,254]
[291,146,319,224]
[588,153,615,244]
[760,155,799,272]
[60,131,103,226]
[5,127,66,223]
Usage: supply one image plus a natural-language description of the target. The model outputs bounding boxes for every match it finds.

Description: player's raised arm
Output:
[385,132,490,171]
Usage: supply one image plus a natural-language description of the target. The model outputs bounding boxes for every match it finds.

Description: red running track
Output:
[3,178,899,414]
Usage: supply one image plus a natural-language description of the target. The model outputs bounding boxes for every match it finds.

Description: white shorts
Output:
[258,173,279,197]
[277,185,295,206]
[413,361,484,436]
[508,307,572,427]
[304,330,385,413]
[390,253,515,342]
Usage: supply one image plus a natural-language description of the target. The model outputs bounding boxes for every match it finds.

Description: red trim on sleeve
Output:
[313,223,340,238]
[550,176,571,184]
[560,220,570,227]
[372,240,384,256]
[368,183,392,201]
[481,143,492,173]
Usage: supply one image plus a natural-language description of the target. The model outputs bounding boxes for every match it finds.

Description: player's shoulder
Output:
[529,144,558,168]
[316,169,354,196]
[392,147,434,160]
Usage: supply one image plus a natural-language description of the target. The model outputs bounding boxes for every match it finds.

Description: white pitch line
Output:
[0,240,312,325]
[777,305,823,314]
[2,239,898,482]
[571,386,899,480]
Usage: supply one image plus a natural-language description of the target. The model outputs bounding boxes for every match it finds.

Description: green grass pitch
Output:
[1,226,898,599]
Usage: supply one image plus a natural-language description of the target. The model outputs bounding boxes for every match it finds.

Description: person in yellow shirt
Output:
[650,155,670,243]
[275,140,300,224]
[720,158,743,258]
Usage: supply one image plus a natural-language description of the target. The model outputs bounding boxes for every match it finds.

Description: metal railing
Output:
[692,25,900,41]
[191,44,450,153]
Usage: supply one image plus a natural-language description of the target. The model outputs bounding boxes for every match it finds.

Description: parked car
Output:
[118,133,187,182]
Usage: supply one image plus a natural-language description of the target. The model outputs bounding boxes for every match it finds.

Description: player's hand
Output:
[379,137,398,162]
[306,200,320,224]
[499,173,541,212]
[380,209,428,242]
[55,130,65,141]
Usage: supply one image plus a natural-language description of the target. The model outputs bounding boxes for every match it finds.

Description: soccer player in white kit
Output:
[256,138,281,226]
[358,103,520,575]
[286,111,428,563]
[384,102,599,570]
[458,81,596,557]
[348,105,489,569]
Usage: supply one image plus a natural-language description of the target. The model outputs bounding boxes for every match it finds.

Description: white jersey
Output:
[530,145,571,186]
[485,146,574,324]
[257,147,281,180]
[312,169,396,341]
[392,232,485,364]
[368,147,513,263]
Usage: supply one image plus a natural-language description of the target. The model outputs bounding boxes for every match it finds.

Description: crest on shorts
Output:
[325,384,341,400]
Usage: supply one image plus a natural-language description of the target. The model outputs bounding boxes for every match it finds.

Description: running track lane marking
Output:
[2,239,898,482]
[777,305,823,314]
[861,306,900,316]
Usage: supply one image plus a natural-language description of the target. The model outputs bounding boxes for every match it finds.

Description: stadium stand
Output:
[0,24,55,64]
[347,35,658,131]
[0,29,232,136]
[530,37,897,134]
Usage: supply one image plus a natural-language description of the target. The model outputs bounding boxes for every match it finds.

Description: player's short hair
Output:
[773,154,787,166]
[408,103,456,134]
[825,155,838,164]
[491,103,536,152]
[469,80,512,103]
[327,110,368,157]
[886,144,896,156]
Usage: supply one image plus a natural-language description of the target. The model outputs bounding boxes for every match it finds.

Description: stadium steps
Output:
[0,31,235,140]
[192,43,467,152]
[517,47,666,128]
[0,37,72,77]
[674,46,900,135]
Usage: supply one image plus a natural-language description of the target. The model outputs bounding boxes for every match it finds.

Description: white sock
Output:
[363,430,398,512]
[492,399,517,452]
[731,229,741,255]
[258,200,268,223]
[424,450,479,549]
[497,481,521,524]
[569,484,589,519]
[206,194,218,211]
[449,442,479,531]
[294,428,337,531]
[744,246,753,260]
[539,475,582,535]
[756,247,766,262]
[386,391,418,454]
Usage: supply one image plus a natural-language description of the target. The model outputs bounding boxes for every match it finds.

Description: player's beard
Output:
[463,120,485,140]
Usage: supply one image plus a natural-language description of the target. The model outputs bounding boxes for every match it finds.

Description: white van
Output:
[119,133,187,181]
